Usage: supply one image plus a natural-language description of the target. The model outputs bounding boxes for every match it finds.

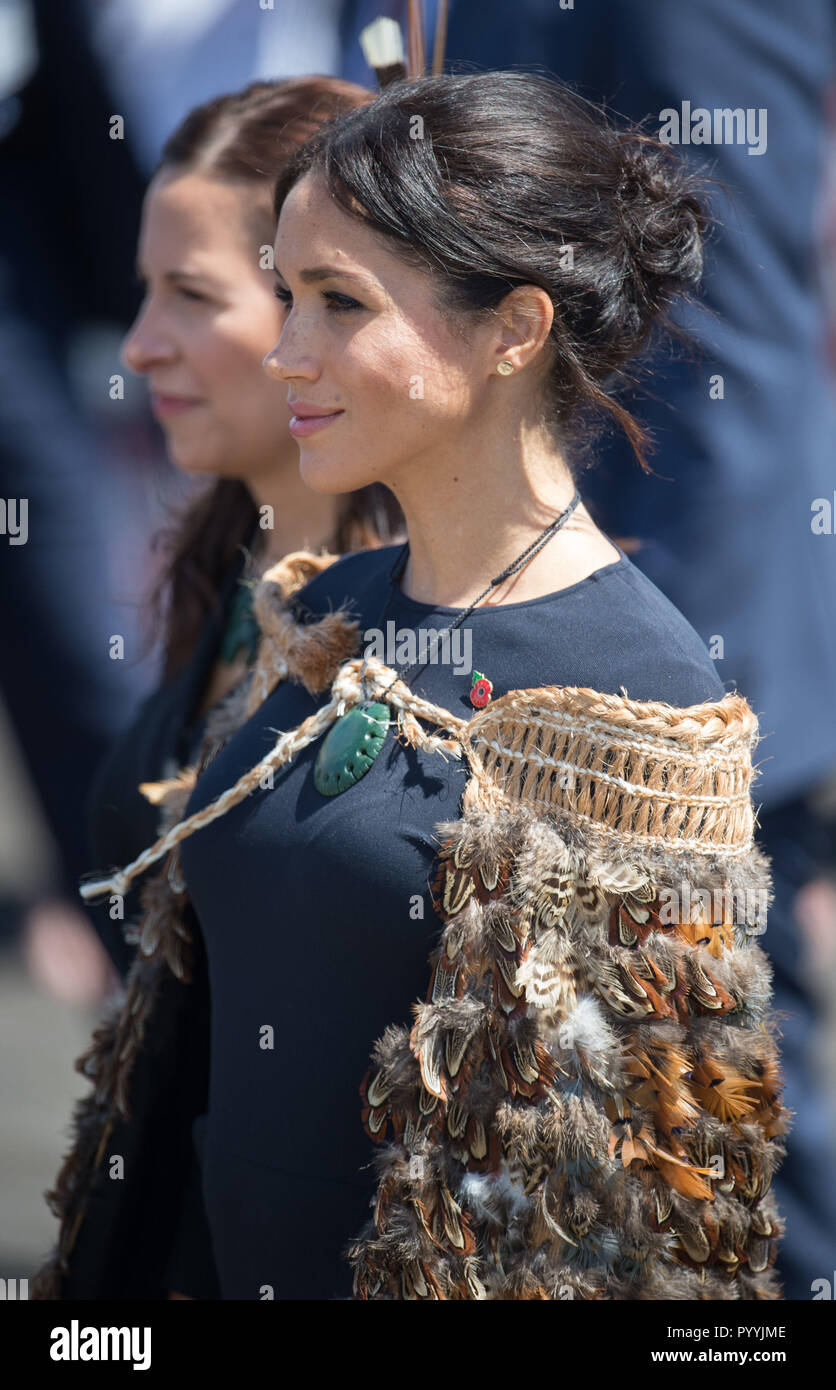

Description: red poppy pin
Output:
[470,670,493,709]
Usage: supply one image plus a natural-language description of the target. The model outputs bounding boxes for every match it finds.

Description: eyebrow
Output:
[274,264,372,287]
[134,262,212,286]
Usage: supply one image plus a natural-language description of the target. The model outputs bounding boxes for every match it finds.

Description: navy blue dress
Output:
[177,541,727,1300]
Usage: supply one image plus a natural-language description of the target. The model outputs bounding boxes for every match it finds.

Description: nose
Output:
[261,343,286,383]
[262,322,320,386]
[121,298,176,375]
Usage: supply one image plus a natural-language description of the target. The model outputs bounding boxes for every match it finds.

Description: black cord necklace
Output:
[313,488,583,795]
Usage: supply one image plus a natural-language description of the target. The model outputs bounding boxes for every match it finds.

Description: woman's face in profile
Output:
[122,168,294,481]
[264,172,502,499]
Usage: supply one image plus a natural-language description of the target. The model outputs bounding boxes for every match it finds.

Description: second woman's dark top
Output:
[85,552,250,979]
[84,548,252,1299]
[177,541,727,1301]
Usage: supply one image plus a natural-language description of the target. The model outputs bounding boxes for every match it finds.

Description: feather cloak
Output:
[350,688,786,1299]
[30,550,788,1300]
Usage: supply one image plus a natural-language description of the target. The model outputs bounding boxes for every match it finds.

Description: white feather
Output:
[457,1164,531,1225]
[550,995,618,1058]
[359,17,404,68]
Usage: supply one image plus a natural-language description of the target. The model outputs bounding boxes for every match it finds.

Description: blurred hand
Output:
[21,897,120,1006]
[794,875,836,974]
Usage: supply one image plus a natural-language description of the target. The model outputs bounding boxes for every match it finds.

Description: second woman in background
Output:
[89,76,404,980]
[77,75,403,1300]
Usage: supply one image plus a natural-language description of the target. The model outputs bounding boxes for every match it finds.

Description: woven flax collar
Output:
[462,687,759,859]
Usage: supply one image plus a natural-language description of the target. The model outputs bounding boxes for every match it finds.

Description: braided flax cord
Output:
[78,656,467,903]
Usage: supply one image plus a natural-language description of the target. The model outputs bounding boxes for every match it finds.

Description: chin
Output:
[167,450,222,478]
[166,435,239,479]
[297,448,376,495]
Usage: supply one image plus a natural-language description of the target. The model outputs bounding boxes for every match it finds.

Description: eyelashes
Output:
[272,284,362,314]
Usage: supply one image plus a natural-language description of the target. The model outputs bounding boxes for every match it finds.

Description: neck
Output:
[245,451,338,567]
[385,420,619,608]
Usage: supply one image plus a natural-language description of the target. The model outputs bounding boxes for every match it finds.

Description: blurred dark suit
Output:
[442,0,836,1301]
[0,0,147,914]
[441,0,836,815]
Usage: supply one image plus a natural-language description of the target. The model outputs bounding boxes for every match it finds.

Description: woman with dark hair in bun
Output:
[36,71,787,1302]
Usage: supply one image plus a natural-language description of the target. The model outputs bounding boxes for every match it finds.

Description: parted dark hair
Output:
[147,77,405,680]
[272,70,711,475]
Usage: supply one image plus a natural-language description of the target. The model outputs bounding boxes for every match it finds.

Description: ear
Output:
[491,284,554,373]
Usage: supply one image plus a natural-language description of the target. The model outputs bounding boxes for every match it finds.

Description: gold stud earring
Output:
[496,360,514,375]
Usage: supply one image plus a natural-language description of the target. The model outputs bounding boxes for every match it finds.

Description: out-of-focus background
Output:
[1,0,835,1299]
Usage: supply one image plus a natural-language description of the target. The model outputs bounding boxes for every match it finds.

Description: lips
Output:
[150,392,203,418]
[288,407,344,439]
[288,402,343,419]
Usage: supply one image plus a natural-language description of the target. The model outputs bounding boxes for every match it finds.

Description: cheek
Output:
[198,313,288,412]
[206,326,264,388]
[168,317,232,401]
[343,322,472,425]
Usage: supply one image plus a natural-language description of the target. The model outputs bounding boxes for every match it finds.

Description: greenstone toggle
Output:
[313,701,391,796]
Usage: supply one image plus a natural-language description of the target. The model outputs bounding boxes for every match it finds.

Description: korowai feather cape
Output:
[30,548,790,1301]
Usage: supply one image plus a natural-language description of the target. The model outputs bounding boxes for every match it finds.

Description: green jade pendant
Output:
[313,701,390,796]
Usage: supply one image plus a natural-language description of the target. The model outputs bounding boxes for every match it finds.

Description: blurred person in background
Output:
[0,0,150,1005]
[424,0,836,1300]
[0,0,401,1292]
[89,75,405,986]
[0,0,387,1003]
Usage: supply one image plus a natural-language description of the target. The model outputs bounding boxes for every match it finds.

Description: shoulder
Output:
[535,552,728,709]
[604,556,727,706]
[282,544,728,711]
